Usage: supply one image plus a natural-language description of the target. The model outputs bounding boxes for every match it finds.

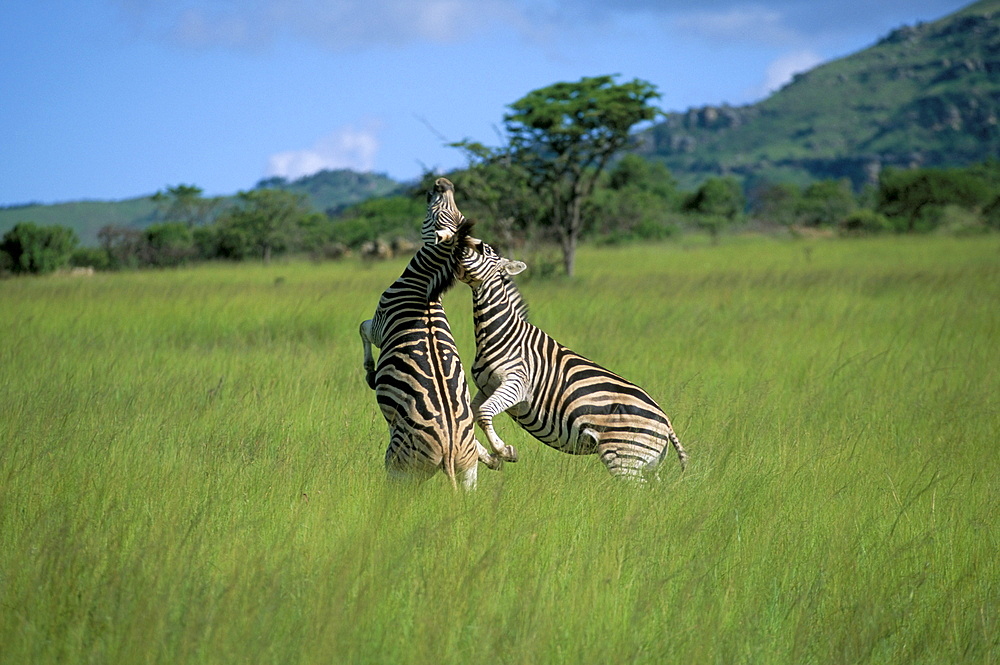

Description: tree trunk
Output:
[561,185,584,278]
[561,232,577,278]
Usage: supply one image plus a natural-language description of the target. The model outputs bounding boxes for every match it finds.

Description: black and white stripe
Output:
[456,237,688,480]
[421,177,465,245]
[359,221,498,489]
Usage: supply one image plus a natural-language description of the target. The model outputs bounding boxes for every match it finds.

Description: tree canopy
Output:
[455,75,662,276]
[151,184,222,227]
[0,222,78,274]
[214,189,310,263]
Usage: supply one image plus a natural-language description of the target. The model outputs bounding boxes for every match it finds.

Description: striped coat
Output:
[359,222,496,489]
[456,236,688,480]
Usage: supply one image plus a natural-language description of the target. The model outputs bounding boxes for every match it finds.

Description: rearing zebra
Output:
[422,177,465,245]
[455,236,689,480]
[359,220,499,489]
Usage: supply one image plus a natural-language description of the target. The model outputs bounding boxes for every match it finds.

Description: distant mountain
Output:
[256,169,404,215]
[0,169,403,246]
[635,0,1000,189]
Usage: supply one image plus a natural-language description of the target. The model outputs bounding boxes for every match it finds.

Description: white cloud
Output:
[116,1,967,52]
[762,49,823,92]
[172,6,267,49]
[117,0,519,51]
[671,6,798,45]
[739,48,823,101]
[266,123,381,180]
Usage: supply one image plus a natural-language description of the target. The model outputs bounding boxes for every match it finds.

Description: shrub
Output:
[0,222,79,275]
[838,209,893,236]
[70,247,111,271]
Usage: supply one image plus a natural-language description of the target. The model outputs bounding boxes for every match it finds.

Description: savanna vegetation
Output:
[1,235,997,663]
[4,156,999,277]
[5,67,1000,278]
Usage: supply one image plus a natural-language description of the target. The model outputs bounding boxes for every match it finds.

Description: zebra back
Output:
[458,236,688,478]
[366,222,482,487]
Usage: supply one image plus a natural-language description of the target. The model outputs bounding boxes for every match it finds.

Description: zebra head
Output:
[457,236,527,289]
[422,177,465,245]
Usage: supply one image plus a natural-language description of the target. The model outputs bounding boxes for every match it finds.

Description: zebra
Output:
[359,177,515,488]
[455,236,689,480]
[421,177,465,245]
[359,221,489,489]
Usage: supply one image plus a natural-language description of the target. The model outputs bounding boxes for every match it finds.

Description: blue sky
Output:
[0,0,970,205]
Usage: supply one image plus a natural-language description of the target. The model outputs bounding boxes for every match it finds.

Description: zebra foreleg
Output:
[472,388,519,462]
[358,319,377,389]
[475,440,504,470]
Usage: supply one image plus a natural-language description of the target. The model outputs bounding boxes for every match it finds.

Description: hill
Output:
[254,169,404,215]
[0,169,403,246]
[0,199,160,249]
[636,0,1000,189]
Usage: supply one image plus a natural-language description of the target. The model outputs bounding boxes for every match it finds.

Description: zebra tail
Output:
[669,429,689,471]
[445,450,458,491]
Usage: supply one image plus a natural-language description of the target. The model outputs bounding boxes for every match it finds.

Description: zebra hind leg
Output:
[359,319,378,389]
[456,464,479,491]
[592,430,646,482]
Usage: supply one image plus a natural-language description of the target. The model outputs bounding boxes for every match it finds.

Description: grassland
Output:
[1,235,997,664]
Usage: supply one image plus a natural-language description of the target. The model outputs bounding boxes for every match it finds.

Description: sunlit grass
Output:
[1,236,997,663]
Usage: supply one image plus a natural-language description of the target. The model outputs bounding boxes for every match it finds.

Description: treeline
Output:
[2,159,999,276]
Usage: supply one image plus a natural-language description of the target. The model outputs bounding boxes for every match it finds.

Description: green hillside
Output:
[0,199,160,248]
[257,169,403,215]
[637,0,1000,189]
[0,169,402,247]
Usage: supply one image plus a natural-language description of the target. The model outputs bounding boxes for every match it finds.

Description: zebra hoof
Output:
[483,455,503,471]
[502,445,519,463]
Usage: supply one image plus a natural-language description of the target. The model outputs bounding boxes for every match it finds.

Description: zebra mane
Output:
[427,219,476,303]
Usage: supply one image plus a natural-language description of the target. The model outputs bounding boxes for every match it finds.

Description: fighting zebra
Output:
[455,236,689,480]
[359,220,501,489]
[421,177,465,245]
[420,177,518,468]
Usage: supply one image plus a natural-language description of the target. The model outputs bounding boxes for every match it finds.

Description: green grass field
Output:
[1,236,997,664]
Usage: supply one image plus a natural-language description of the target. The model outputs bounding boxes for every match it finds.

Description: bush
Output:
[331,195,425,248]
[586,187,680,244]
[838,209,893,236]
[70,247,111,271]
[0,222,79,275]
[983,196,1000,231]
[798,179,857,227]
[877,166,993,232]
[927,205,989,236]
[145,222,196,267]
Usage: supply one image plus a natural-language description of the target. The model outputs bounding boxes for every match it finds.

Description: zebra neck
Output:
[397,242,458,302]
[472,274,529,333]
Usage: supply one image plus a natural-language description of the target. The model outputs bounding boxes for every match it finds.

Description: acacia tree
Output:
[151,184,222,227]
[215,189,308,263]
[456,75,661,276]
[684,176,746,243]
[429,148,544,255]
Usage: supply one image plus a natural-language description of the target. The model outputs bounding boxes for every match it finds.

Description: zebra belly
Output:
[508,400,670,460]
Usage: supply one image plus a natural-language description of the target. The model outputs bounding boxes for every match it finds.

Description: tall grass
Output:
[1,236,997,664]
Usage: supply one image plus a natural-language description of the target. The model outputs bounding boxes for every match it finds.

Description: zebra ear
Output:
[501,259,527,276]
